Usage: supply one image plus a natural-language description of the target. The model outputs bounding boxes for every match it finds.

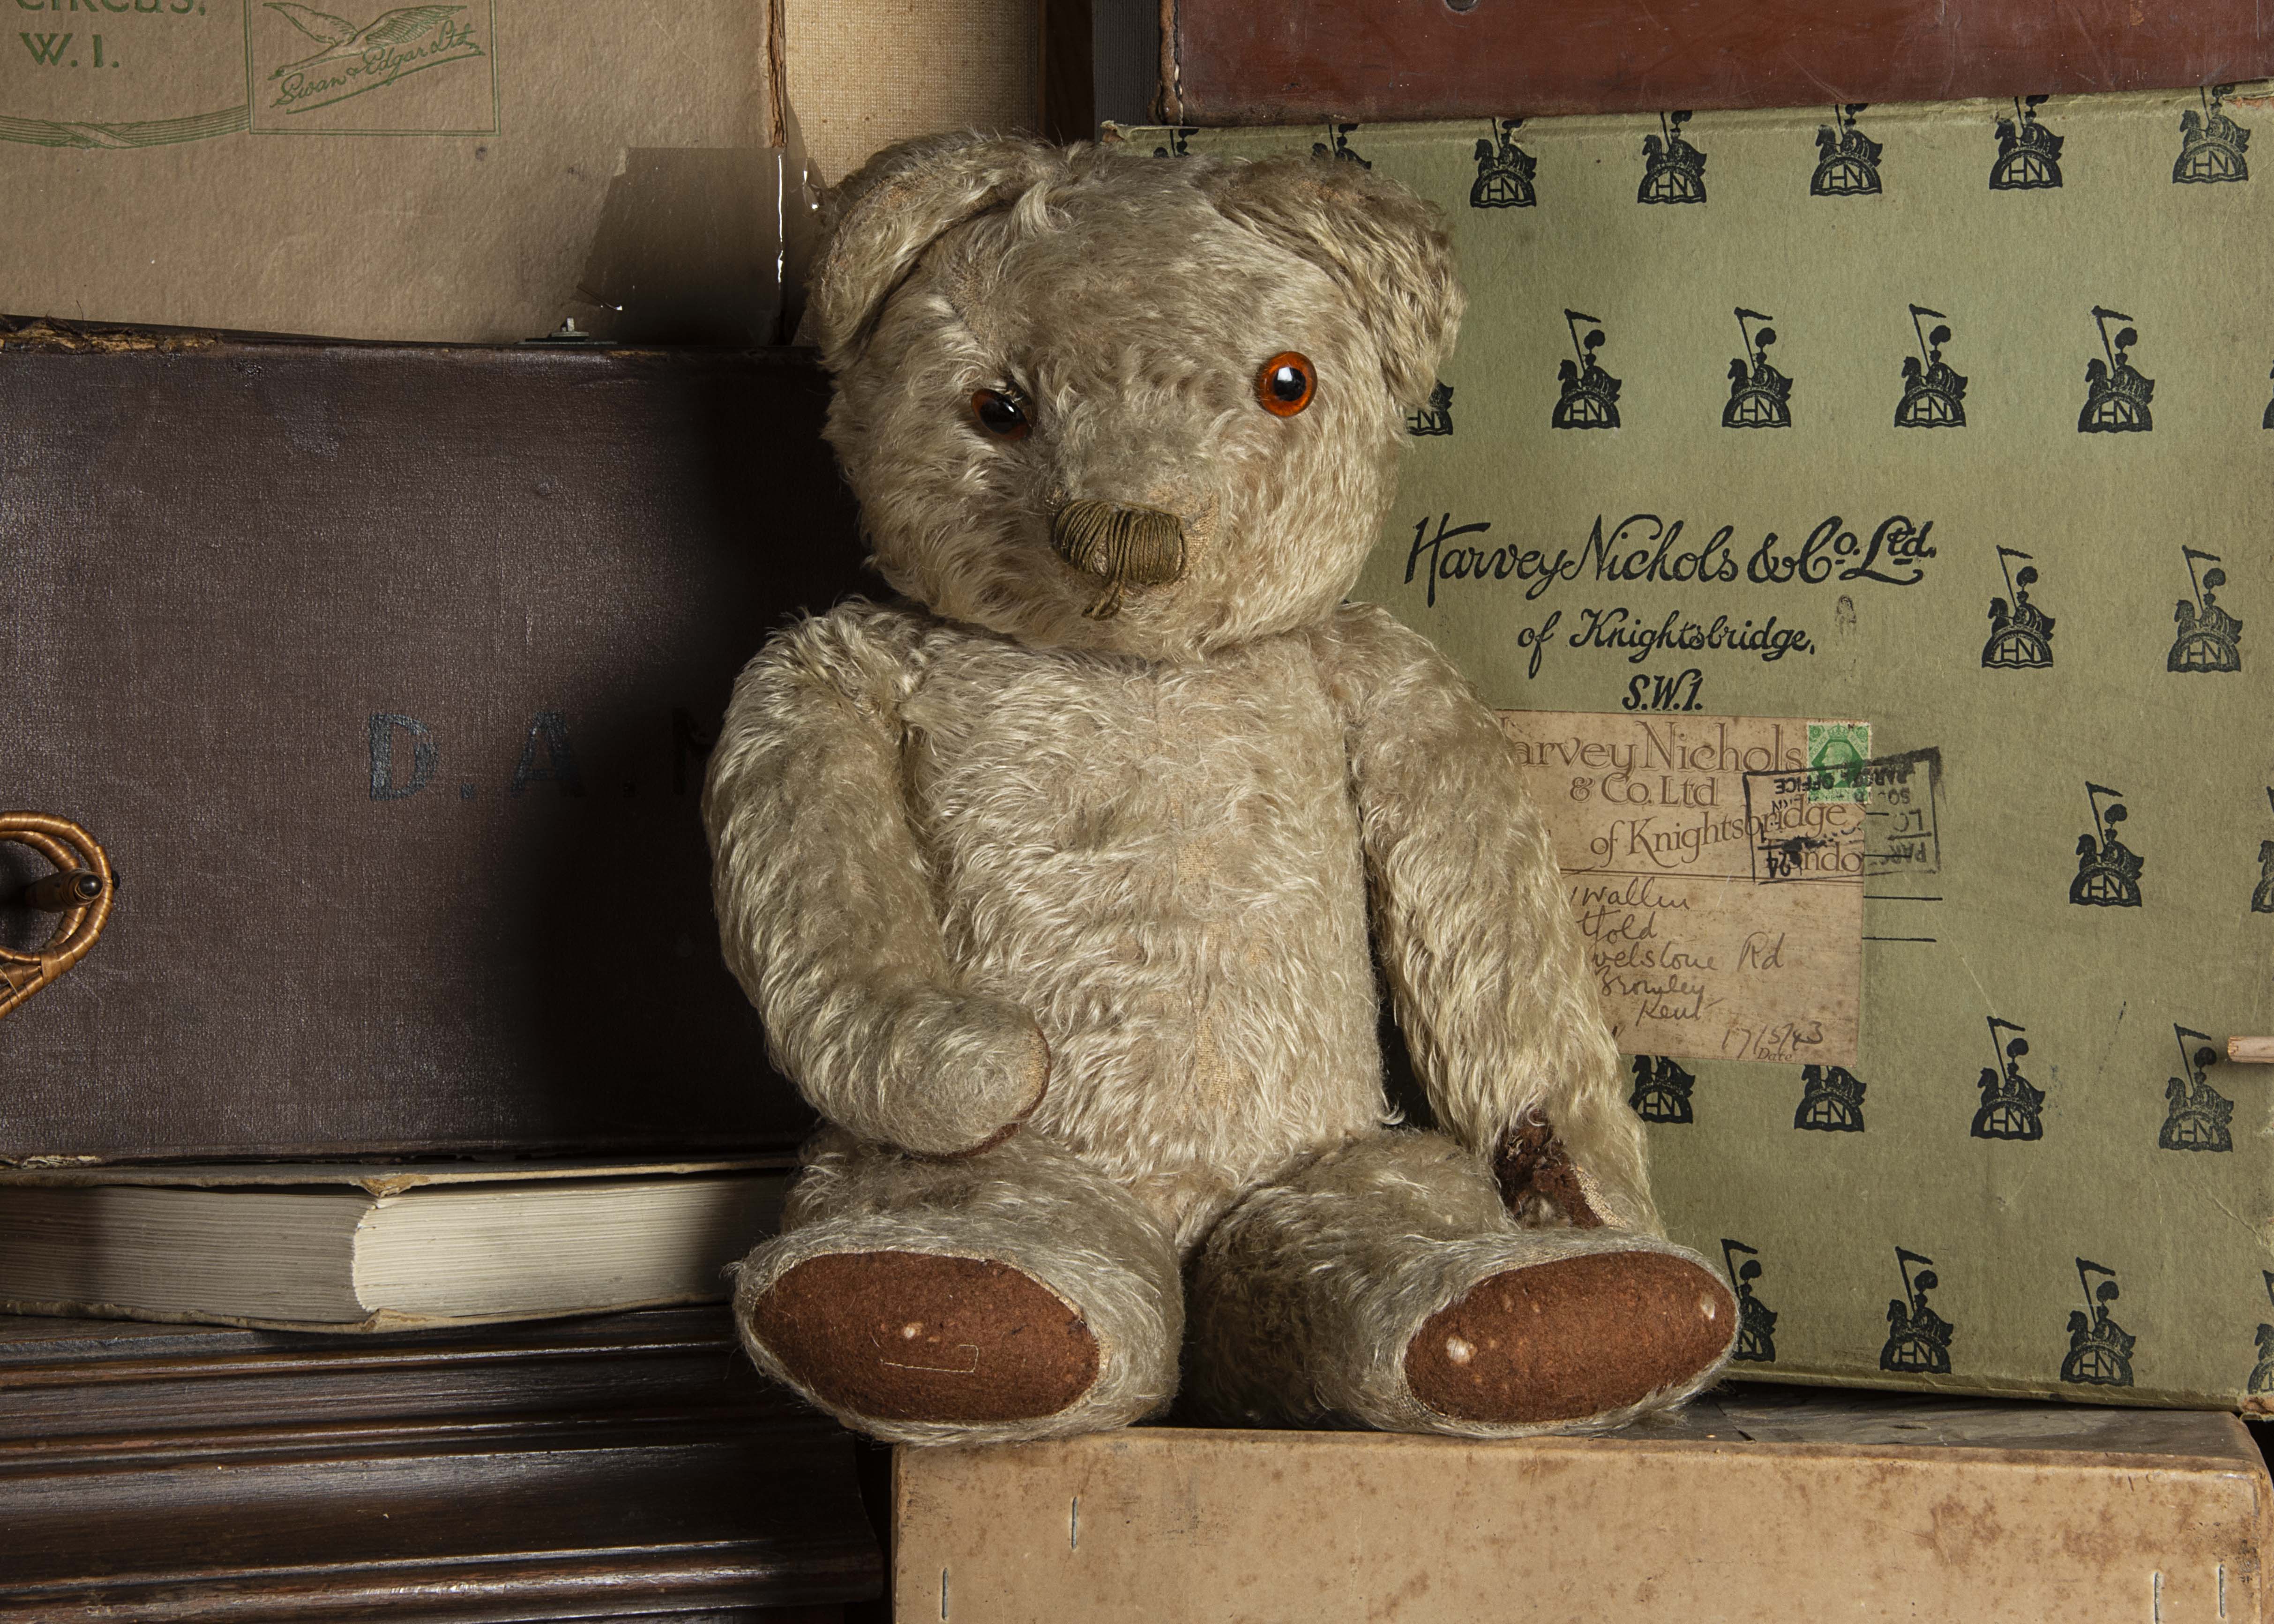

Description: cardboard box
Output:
[895,1387,2273,1622]
[0,0,780,343]
[785,0,1039,187]
[1119,85,2274,1408]
[0,0,1039,342]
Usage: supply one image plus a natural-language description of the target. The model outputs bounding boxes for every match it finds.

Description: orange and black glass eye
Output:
[971,388,1031,440]
[1257,352,1316,417]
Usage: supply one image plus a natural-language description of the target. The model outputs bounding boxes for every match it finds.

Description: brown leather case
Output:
[0,338,865,1161]
[1160,0,2274,126]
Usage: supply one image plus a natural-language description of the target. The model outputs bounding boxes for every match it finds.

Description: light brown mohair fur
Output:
[706,134,1733,1445]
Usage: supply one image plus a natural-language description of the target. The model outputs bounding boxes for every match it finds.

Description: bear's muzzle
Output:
[1050,499,1188,620]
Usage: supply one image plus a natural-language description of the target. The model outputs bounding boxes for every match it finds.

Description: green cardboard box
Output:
[1121,85,2274,1409]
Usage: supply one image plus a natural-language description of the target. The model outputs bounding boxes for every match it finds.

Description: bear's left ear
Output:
[808,133,1070,372]
[1197,155,1465,411]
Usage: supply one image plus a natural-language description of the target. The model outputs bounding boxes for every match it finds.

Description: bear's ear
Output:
[808,133,1069,370]
[1197,155,1465,410]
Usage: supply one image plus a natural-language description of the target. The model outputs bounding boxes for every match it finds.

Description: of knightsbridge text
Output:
[1404,511,1937,690]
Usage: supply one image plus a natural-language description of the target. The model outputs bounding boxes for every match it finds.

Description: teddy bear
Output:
[702,132,1737,1446]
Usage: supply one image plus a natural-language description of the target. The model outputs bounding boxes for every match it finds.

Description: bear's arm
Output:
[1309,603,1657,1231]
[702,601,1048,1156]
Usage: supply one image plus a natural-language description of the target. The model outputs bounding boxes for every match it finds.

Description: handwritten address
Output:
[1501,711,1866,1065]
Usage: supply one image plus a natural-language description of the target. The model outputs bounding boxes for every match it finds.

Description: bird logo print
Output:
[264,3,484,110]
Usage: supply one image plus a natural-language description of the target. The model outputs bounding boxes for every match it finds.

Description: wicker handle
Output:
[0,812,115,1023]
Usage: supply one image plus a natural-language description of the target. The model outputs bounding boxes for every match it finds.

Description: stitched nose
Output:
[1050,499,1188,620]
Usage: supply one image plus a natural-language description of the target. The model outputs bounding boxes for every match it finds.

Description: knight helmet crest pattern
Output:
[2169,548,2243,673]
[1879,1247,1953,1374]
[1972,1017,2045,1140]
[2174,86,2251,184]
[2158,1026,2233,1153]
[1894,304,1967,427]
[1629,1054,1697,1124]
[1722,308,1791,428]
[2069,782,2142,908]
[2250,1272,2274,1398]
[1470,118,1536,208]
[1406,380,1455,437]
[1990,96,2065,189]
[1981,548,2054,668]
[1639,110,1707,204]
[2079,306,2154,432]
[2253,790,2274,915]
[1552,311,1621,429]
[2060,1259,2136,1387]
[1794,1064,1866,1132]
[1722,1240,1778,1363]
[1811,104,1884,196]
[1311,123,1372,169]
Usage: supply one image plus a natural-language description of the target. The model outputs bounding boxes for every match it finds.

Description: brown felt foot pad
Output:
[1405,1251,1735,1425]
[749,1250,1100,1424]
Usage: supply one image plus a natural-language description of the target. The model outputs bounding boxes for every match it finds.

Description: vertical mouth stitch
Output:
[1050,499,1188,619]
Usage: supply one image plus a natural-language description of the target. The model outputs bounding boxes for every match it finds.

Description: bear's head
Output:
[807,134,1463,662]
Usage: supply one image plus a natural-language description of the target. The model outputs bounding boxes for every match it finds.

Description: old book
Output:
[0,340,863,1162]
[1116,88,2274,1408]
[0,1160,787,1332]
[896,1386,2273,1622]
[1157,0,2274,126]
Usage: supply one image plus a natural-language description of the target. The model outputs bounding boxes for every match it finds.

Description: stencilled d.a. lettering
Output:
[509,711,585,797]
[367,714,438,801]
[365,711,591,802]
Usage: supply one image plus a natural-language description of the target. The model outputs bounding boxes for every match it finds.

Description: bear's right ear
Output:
[1198,155,1464,411]
[807,133,1068,371]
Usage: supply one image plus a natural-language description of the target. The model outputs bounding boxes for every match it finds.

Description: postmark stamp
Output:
[1861,747,1942,878]
[1744,744,1941,884]
[1743,765,1870,883]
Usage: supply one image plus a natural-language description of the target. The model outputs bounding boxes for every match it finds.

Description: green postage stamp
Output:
[1805,722,1870,804]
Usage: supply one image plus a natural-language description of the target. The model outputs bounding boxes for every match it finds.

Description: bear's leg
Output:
[733,1126,1183,1445]
[1187,1129,1734,1437]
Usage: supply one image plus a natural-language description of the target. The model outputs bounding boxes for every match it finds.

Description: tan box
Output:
[1,0,778,343]
[785,0,1039,187]
[895,1390,2273,1622]
[0,0,1038,343]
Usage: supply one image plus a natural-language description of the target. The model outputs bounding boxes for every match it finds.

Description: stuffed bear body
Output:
[704,135,1736,1445]
[862,608,1382,1239]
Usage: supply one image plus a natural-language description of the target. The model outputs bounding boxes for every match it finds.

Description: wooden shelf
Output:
[0,1309,881,1622]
